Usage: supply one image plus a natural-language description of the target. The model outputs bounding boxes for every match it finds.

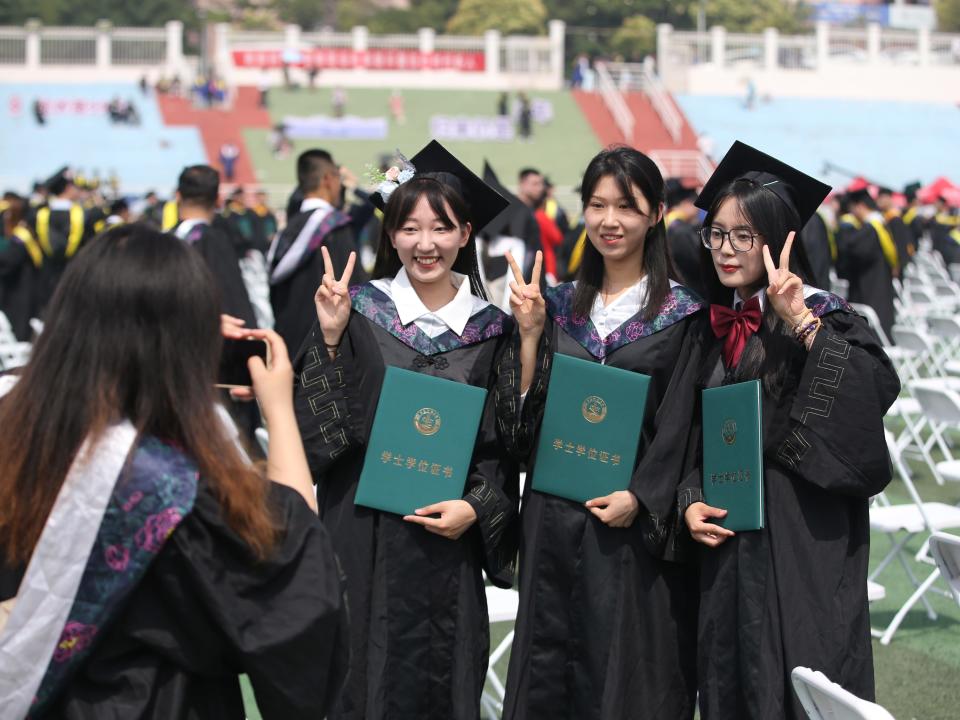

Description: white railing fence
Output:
[594,61,634,143]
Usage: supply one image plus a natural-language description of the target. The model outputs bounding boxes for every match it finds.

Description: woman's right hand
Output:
[506,250,546,342]
[245,328,294,420]
[684,502,736,547]
[314,247,356,348]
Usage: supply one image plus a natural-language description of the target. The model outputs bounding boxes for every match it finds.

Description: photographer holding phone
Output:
[0,224,346,719]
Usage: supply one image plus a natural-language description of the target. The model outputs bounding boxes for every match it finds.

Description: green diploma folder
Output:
[355,366,487,515]
[531,353,650,503]
[701,379,764,531]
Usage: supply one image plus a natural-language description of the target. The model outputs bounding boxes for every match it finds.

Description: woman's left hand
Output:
[404,500,477,540]
[763,231,808,326]
[585,490,639,528]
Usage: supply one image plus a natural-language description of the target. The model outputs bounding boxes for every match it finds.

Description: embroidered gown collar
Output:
[545,281,703,360]
[350,282,509,355]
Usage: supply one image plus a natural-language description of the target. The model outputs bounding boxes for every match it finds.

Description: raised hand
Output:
[506,250,546,341]
[314,247,356,349]
[762,231,807,326]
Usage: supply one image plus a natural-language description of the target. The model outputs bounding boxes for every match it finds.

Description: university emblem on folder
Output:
[581,395,608,424]
[722,418,737,446]
[413,407,442,436]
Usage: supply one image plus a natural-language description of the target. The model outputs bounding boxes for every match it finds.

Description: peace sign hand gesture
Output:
[506,250,546,341]
[314,247,356,349]
[762,231,807,327]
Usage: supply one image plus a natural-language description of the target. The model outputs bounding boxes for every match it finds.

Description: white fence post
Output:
[867,22,881,64]
[484,29,500,78]
[284,23,301,54]
[96,19,111,69]
[656,23,672,79]
[25,19,40,69]
[549,19,565,89]
[918,26,930,67]
[165,20,183,74]
[711,25,726,67]
[815,21,829,69]
[763,27,778,70]
[214,22,231,75]
[352,25,368,53]
[418,27,435,54]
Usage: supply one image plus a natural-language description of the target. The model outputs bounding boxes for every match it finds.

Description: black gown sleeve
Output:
[323,227,369,284]
[627,318,704,559]
[772,310,900,498]
[170,480,349,719]
[463,335,520,588]
[495,319,556,461]
[292,319,366,480]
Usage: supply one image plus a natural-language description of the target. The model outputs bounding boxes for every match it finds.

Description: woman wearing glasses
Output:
[680,142,899,719]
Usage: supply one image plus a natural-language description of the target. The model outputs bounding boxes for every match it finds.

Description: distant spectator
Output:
[308,63,320,90]
[171,74,182,96]
[219,142,240,183]
[33,100,45,126]
[332,87,346,118]
[571,54,590,88]
[259,70,270,108]
[517,93,532,141]
[497,92,509,117]
[139,74,149,96]
[389,89,405,125]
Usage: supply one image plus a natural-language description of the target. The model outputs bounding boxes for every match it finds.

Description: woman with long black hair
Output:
[501,145,704,719]
[0,224,347,719]
[292,140,520,720]
[681,142,900,719]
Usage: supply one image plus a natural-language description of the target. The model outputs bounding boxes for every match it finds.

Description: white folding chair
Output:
[893,326,943,379]
[925,315,960,370]
[481,586,519,718]
[908,379,960,485]
[0,311,32,370]
[867,580,886,603]
[791,667,895,720]
[869,432,960,644]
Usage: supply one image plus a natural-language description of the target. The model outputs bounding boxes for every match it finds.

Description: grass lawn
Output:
[244,87,601,202]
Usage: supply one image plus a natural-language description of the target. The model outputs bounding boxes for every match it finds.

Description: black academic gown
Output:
[0,478,349,720]
[0,235,39,340]
[835,220,896,338]
[172,221,257,327]
[680,299,899,720]
[498,282,704,720]
[270,211,366,354]
[29,204,93,313]
[886,214,914,270]
[292,284,519,720]
[668,218,707,296]
[800,213,833,291]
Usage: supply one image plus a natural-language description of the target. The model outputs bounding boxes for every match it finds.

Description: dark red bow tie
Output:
[710,296,762,368]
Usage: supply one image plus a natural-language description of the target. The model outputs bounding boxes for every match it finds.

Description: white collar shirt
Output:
[371,268,489,338]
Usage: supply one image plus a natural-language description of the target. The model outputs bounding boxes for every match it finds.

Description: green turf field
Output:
[244,87,601,200]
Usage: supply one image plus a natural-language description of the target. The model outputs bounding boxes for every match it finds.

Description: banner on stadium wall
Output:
[811,3,889,26]
[8,96,109,116]
[430,116,514,142]
[232,48,486,72]
[281,115,389,140]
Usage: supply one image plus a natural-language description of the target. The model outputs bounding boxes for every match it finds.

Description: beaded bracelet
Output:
[796,320,818,342]
[792,309,814,335]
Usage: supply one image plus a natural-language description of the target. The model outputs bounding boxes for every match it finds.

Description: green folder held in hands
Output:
[532,353,650,503]
[701,379,765,531]
[355,366,487,516]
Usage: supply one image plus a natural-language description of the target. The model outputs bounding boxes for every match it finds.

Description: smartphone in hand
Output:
[216,338,270,389]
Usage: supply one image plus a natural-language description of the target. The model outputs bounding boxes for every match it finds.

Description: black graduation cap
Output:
[904,181,922,202]
[369,140,509,231]
[44,166,74,196]
[665,177,697,208]
[694,141,831,228]
[845,187,877,210]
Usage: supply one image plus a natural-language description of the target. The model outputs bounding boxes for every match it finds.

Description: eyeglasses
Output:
[699,226,760,253]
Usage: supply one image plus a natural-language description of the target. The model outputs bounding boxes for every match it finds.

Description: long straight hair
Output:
[698,179,815,396]
[573,146,676,321]
[372,175,487,299]
[0,225,276,564]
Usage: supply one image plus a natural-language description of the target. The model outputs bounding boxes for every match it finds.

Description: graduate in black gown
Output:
[0,225,347,719]
[665,177,707,295]
[270,150,367,354]
[292,140,519,720]
[500,147,704,720]
[0,195,42,340]
[169,165,257,327]
[835,189,897,338]
[28,168,95,313]
[876,186,915,270]
[679,142,899,720]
